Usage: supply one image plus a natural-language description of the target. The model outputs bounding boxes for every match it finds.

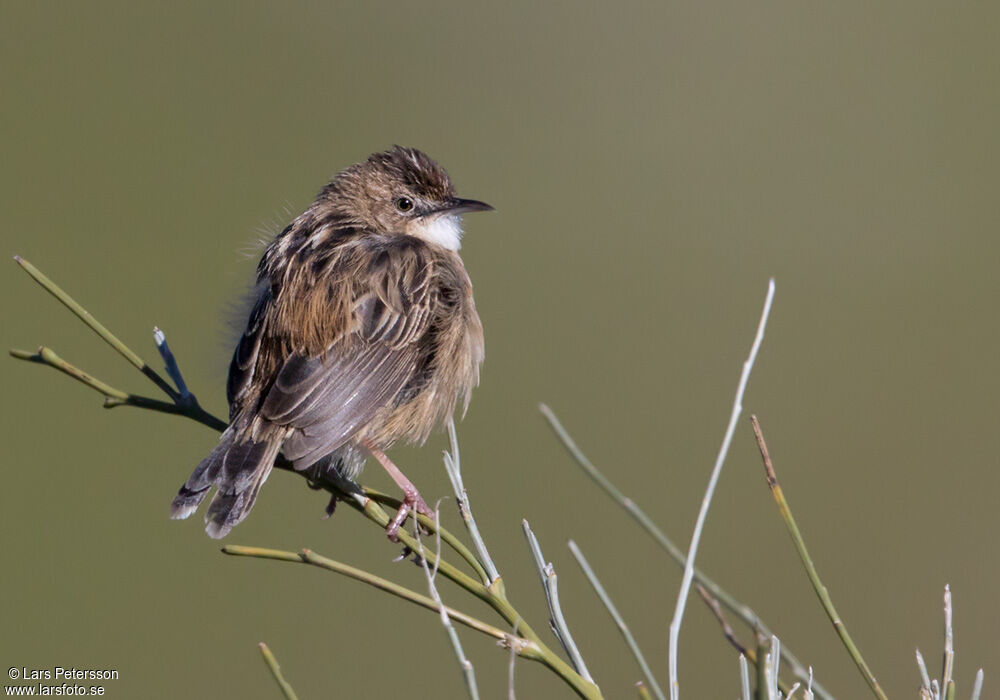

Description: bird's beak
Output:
[445,198,494,215]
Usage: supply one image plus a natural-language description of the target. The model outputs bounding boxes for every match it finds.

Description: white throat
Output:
[412,214,464,251]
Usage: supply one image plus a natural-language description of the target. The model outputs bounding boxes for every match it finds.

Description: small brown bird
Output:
[170,146,489,539]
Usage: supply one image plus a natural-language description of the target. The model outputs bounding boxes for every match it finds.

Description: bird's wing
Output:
[226,282,272,414]
[258,241,437,467]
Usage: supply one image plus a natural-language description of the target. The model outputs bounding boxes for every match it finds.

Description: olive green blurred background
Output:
[2,2,998,698]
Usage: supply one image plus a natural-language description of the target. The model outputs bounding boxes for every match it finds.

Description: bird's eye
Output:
[394,197,414,212]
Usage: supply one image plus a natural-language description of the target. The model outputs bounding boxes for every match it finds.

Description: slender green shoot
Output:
[669,279,775,700]
[539,404,830,700]
[750,415,888,700]
[522,520,594,684]
[259,643,300,700]
[739,655,751,700]
[568,540,664,700]
[443,419,501,585]
[14,255,180,401]
[970,669,984,700]
[413,507,481,700]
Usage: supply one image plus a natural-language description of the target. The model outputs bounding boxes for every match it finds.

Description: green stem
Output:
[523,521,593,683]
[570,540,664,700]
[362,487,490,584]
[258,642,300,700]
[12,347,130,399]
[755,635,768,700]
[540,403,831,700]
[337,494,602,699]
[14,255,180,401]
[223,545,531,652]
[751,416,888,700]
[11,346,228,431]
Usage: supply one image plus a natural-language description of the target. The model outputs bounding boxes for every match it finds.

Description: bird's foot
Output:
[385,487,433,542]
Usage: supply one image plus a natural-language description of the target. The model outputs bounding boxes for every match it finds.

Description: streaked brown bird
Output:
[170,146,489,539]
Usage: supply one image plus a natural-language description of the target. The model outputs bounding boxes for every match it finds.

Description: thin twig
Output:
[942,585,954,692]
[442,419,501,586]
[696,583,748,657]
[764,649,776,700]
[740,655,752,700]
[508,621,519,700]
[311,492,603,698]
[258,643,300,700]
[235,492,602,699]
[12,347,130,400]
[636,682,653,700]
[569,540,665,700]
[756,634,769,700]
[362,486,489,583]
[540,403,832,700]
[413,504,480,700]
[222,545,531,653]
[669,279,776,700]
[522,520,594,684]
[153,327,193,404]
[768,635,781,700]
[751,415,888,700]
[699,603,792,699]
[970,669,984,700]
[11,345,227,429]
[11,346,225,423]
[14,255,180,401]
[916,649,932,693]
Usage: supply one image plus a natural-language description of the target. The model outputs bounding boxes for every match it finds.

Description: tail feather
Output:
[169,427,283,538]
[169,428,232,521]
[204,458,274,539]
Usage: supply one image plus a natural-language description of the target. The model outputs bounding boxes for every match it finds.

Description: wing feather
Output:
[226,284,272,411]
[250,238,437,469]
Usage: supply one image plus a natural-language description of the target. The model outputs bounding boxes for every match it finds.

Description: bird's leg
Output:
[363,442,432,541]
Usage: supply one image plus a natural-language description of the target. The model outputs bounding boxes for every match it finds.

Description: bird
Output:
[170,146,490,540]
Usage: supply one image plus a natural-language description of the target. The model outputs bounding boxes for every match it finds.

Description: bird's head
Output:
[323,146,492,250]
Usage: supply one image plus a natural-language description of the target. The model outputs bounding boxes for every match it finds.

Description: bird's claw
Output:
[385,489,433,542]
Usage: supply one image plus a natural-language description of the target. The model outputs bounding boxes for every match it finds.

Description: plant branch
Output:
[750,415,888,700]
[12,346,131,401]
[569,540,664,700]
[696,583,748,658]
[443,419,502,586]
[259,643,300,700]
[362,487,489,585]
[539,404,831,700]
[14,255,180,401]
[413,506,480,700]
[223,545,530,652]
[740,655,752,700]
[154,326,193,404]
[669,279,776,700]
[329,495,602,699]
[522,520,594,684]
[971,669,984,700]
[942,585,954,692]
